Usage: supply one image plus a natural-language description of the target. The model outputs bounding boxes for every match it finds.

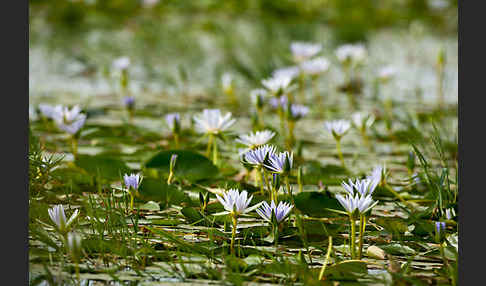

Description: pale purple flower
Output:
[269,95,288,109]
[123,173,143,190]
[367,165,386,187]
[289,104,309,120]
[336,193,375,214]
[54,105,86,135]
[264,151,293,174]
[301,57,330,75]
[256,200,293,224]
[272,66,300,80]
[261,75,292,95]
[243,144,277,167]
[38,104,63,119]
[325,120,351,139]
[236,130,276,149]
[216,189,253,215]
[165,113,181,132]
[112,57,130,71]
[48,205,79,233]
[290,42,322,63]
[123,96,135,109]
[193,109,235,135]
[341,178,378,197]
[435,221,446,235]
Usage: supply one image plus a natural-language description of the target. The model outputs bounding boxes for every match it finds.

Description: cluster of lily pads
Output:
[32,40,455,284]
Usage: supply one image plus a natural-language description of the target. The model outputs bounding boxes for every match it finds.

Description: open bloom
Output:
[243,144,277,167]
[341,178,378,197]
[236,130,276,149]
[54,105,87,135]
[290,42,322,63]
[165,113,181,133]
[264,151,293,175]
[256,200,293,224]
[38,104,63,119]
[48,205,79,234]
[335,44,367,67]
[261,75,292,95]
[336,193,376,215]
[123,173,143,190]
[193,109,235,135]
[325,120,351,139]
[352,112,375,131]
[289,104,309,121]
[112,56,130,71]
[301,57,330,76]
[216,189,254,216]
[272,66,300,80]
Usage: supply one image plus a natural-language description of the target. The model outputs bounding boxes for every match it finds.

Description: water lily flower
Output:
[336,193,376,215]
[290,42,322,63]
[367,165,387,187]
[236,130,276,149]
[123,96,135,110]
[216,189,254,216]
[48,205,79,235]
[341,178,379,197]
[335,44,367,67]
[124,173,143,210]
[289,104,309,121]
[54,105,87,135]
[377,66,397,83]
[352,112,375,132]
[112,56,130,71]
[301,57,330,76]
[261,75,292,96]
[38,104,63,120]
[272,66,300,80]
[193,109,235,135]
[221,72,234,93]
[256,200,293,224]
[243,144,277,167]
[324,119,351,140]
[264,151,293,175]
[165,113,181,133]
[435,221,446,243]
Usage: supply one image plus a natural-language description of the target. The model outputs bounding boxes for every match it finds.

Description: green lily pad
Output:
[75,154,132,181]
[294,191,344,217]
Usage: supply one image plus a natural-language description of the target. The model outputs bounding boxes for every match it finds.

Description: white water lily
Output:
[324,119,351,139]
[54,105,87,135]
[236,130,276,149]
[301,57,330,76]
[38,104,63,120]
[291,42,322,63]
[261,75,292,95]
[193,109,235,135]
[336,193,376,215]
[243,144,277,167]
[112,56,130,71]
[272,66,300,80]
[341,178,378,197]
[335,44,367,67]
[48,205,80,234]
[216,189,254,216]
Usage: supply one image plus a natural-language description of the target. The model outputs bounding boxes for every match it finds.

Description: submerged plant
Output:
[324,120,351,167]
[216,189,254,254]
[193,109,235,165]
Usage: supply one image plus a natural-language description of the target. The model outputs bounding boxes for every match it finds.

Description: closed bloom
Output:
[251,89,267,109]
[291,42,322,63]
[193,109,235,135]
[256,200,293,224]
[123,173,143,190]
[48,205,79,234]
[112,56,130,71]
[123,96,135,109]
[236,130,276,149]
[301,57,330,76]
[165,112,181,133]
[289,104,309,120]
[325,120,351,139]
[272,66,300,80]
[352,112,375,131]
[221,73,233,92]
[216,189,254,216]
[367,165,386,187]
[335,44,367,66]
[243,144,277,167]
[54,105,87,135]
[435,221,446,235]
[264,151,293,175]
[261,75,292,95]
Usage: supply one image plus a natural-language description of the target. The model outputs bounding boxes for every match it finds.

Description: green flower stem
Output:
[174,133,179,149]
[206,134,213,158]
[299,72,305,100]
[273,223,279,249]
[336,139,345,168]
[263,171,272,201]
[285,176,291,201]
[71,136,78,160]
[287,120,295,148]
[360,130,370,149]
[349,216,356,259]
[278,108,286,137]
[212,137,218,166]
[259,168,265,195]
[130,193,134,211]
[384,183,413,209]
[231,215,238,255]
[358,215,367,260]
[318,236,333,281]
[257,107,264,129]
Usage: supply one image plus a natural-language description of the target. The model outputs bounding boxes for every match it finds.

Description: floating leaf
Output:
[75,154,131,181]
[294,191,343,217]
